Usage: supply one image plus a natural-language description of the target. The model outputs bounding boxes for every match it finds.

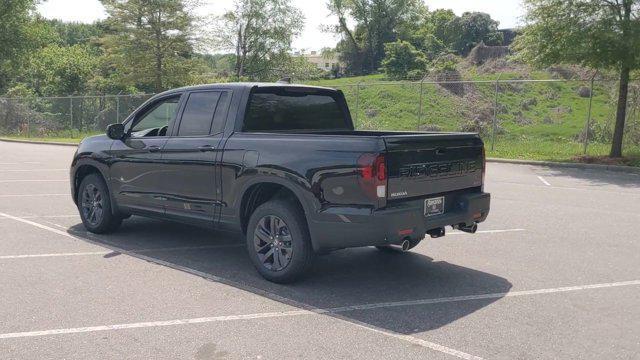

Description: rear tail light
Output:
[358,153,387,203]
[481,146,486,191]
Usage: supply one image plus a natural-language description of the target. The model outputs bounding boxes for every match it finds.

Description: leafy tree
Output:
[0,0,40,92]
[515,0,640,157]
[43,19,105,47]
[100,0,203,92]
[215,0,304,80]
[381,40,427,80]
[449,12,503,54]
[411,10,503,57]
[327,0,425,75]
[24,44,99,96]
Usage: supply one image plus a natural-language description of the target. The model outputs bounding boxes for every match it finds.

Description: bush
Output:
[382,41,428,80]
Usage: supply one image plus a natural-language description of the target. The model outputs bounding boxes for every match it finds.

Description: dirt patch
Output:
[571,155,634,166]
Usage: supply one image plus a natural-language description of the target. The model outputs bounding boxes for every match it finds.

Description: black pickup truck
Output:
[70,82,490,282]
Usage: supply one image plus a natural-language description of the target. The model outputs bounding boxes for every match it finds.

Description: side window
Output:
[131,96,180,136]
[177,91,222,136]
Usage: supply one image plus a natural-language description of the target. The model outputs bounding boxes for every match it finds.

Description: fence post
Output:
[26,100,31,138]
[116,95,120,123]
[418,77,426,130]
[491,74,502,151]
[354,82,362,128]
[583,71,597,154]
[69,96,74,130]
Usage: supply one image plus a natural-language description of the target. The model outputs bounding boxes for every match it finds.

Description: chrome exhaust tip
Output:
[457,223,478,234]
[388,239,412,252]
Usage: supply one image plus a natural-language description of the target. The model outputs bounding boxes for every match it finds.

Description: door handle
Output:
[198,145,215,152]
[148,145,161,153]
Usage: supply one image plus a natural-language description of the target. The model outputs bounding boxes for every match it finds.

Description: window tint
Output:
[243,89,348,132]
[178,92,222,136]
[132,96,180,134]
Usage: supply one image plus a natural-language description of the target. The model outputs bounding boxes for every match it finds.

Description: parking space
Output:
[0,140,639,359]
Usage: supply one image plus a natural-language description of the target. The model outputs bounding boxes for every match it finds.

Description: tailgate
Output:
[384,133,484,200]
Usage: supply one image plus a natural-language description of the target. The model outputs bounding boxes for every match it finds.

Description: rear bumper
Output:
[308,192,490,251]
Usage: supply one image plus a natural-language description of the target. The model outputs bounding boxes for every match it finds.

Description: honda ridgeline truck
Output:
[70,83,490,282]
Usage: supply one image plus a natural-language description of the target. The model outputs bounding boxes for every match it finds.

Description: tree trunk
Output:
[154,54,163,93]
[235,26,242,79]
[610,66,630,158]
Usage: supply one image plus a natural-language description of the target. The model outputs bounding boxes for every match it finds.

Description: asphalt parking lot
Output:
[0,140,639,360]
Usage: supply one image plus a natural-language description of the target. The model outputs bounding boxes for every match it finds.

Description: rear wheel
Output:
[78,174,122,234]
[246,199,313,283]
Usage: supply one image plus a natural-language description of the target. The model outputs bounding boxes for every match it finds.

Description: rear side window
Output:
[177,91,222,136]
[243,89,348,131]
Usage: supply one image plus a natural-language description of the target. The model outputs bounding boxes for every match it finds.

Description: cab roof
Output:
[156,82,337,97]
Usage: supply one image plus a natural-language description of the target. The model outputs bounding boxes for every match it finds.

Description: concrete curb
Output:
[0,138,78,147]
[1,138,638,175]
[487,157,640,175]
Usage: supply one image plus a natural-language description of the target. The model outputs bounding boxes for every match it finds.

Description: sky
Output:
[37,0,524,52]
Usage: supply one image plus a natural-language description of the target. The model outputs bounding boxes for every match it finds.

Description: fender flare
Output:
[71,158,121,216]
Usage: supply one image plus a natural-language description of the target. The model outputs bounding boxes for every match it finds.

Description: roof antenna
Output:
[277,77,292,84]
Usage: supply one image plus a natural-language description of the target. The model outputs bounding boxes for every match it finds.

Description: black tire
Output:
[78,174,122,234]
[246,199,314,283]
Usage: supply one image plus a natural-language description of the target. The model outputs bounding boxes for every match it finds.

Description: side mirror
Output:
[106,123,125,140]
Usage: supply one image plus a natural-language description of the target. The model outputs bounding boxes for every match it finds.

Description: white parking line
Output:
[0,180,67,183]
[0,252,111,259]
[537,176,551,186]
[0,214,77,219]
[0,169,66,172]
[448,229,526,236]
[0,244,243,260]
[0,162,41,166]
[0,194,68,198]
[1,279,639,359]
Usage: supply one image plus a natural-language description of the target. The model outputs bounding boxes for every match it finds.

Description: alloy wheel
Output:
[81,183,104,226]
[253,215,293,271]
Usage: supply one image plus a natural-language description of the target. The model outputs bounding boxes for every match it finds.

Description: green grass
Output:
[309,72,640,167]
[3,70,638,167]
[1,130,99,144]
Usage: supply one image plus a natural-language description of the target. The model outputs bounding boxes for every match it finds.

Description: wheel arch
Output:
[238,179,312,239]
[72,161,121,217]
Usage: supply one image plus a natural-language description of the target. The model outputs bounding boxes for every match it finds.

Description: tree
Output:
[515,0,640,157]
[411,10,503,57]
[215,0,304,80]
[449,12,503,54]
[44,19,105,47]
[381,40,427,79]
[327,0,425,75]
[0,0,40,92]
[100,0,202,92]
[24,44,99,96]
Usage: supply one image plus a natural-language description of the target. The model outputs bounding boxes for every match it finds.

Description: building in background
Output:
[296,50,344,76]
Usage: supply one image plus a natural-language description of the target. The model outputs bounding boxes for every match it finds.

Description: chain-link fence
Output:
[333,78,640,159]
[0,94,153,140]
[1,79,639,160]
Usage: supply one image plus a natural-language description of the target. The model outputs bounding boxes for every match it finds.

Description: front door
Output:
[160,91,231,224]
[109,94,182,214]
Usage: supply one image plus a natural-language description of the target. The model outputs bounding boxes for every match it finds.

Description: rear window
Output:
[243,88,348,131]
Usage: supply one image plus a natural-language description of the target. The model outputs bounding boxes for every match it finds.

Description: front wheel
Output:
[246,199,314,283]
[78,174,122,234]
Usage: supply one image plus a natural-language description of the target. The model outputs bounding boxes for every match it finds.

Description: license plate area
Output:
[424,196,445,217]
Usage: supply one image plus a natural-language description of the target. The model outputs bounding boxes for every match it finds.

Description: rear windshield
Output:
[243,88,349,132]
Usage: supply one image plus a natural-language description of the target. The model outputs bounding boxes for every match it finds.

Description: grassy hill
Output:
[309,62,640,166]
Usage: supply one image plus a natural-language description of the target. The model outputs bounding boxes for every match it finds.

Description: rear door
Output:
[160,90,231,223]
[384,134,484,201]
